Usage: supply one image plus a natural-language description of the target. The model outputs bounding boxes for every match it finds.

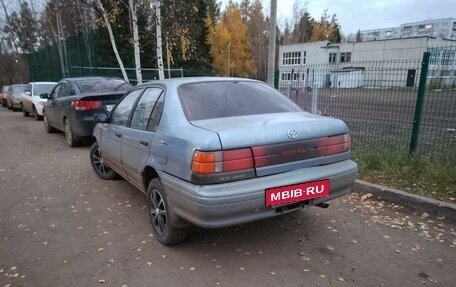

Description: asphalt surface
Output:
[0,108,455,287]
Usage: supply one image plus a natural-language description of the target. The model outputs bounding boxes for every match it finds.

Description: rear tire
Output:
[22,105,30,117]
[64,118,80,147]
[43,113,57,133]
[147,178,188,245]
[33,106,42,120]
[89,142,119,180]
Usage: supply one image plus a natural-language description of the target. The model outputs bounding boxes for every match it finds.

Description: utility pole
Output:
[152,0,165,80]
[267,0,277,86]
[227,42,231,76]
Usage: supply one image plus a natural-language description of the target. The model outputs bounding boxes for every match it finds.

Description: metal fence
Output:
[27,30,184,84]
[278,47,456,158]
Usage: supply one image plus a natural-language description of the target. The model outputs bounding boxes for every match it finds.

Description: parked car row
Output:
[1,77,131,146]
[2,76,358,246]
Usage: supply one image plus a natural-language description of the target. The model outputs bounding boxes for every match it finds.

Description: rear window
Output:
[75,79,131,93]
[178,81,301,121]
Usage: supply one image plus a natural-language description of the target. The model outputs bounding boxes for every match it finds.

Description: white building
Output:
[279,36,456,89]
[360,18,456,41]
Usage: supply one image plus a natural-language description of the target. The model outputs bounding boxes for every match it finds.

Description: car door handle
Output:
[139,141,149,146]
[115,133,122,138]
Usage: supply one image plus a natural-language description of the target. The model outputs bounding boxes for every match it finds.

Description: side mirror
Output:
[24,91,31,96]
[39,93,50,99]
[94,112,109,123]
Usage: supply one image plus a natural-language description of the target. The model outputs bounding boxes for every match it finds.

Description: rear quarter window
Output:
[178,81,301,121]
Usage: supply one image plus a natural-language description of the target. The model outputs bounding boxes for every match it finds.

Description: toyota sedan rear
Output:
[90,77,358,245]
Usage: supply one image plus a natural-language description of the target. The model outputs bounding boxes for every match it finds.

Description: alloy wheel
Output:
[149,189,167,235]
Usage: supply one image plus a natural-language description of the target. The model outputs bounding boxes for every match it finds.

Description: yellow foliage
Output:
[209,4,256,77]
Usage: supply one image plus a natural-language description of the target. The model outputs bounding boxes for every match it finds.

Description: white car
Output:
[20,82,57,120]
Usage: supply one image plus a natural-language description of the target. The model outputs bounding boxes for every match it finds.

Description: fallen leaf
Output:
[98,279,106,284]
[320,274,326,279]
[190,267,196,271]
[270,272,277,275]
[147,262,152,266]
[338,277,345,282]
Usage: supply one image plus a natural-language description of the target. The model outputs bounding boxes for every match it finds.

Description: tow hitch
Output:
[315,202,329,208]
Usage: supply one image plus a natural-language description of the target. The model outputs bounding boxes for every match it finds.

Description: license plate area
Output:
[265,179,330,207]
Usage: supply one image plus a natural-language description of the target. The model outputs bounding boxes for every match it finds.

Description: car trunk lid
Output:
[191,112,351,176]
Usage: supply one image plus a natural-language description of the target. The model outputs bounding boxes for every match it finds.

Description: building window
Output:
[303,51,306,64]
[329,53,337,63]
[281,73,291,81]
[340,52,351,63]
[282,52,301,65]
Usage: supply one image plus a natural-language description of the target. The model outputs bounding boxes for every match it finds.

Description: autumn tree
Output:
[310,10,341,43]
[161,0,213,73]
[210,20,231,76]
[211,3,255,77]
[240,0,268,80]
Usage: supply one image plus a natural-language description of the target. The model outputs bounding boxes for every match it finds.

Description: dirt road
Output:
[0,108,454,287]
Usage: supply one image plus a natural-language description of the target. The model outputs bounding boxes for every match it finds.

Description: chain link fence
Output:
[278,46,456,158]
[27,31,184,84]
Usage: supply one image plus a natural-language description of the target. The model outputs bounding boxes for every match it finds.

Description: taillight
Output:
[192,148,254,174]
[71,100,102,111]
[323,134,351,156]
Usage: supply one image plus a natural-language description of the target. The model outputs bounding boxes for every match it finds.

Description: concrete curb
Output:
[354,179,456,219]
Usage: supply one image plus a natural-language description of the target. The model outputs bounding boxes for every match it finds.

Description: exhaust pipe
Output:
[315,202,329,209]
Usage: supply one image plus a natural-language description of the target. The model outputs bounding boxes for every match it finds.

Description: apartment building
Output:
[360,18,456,41]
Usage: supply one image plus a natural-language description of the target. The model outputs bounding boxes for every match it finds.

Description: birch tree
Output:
[152,0,164,80]
[129,0,142,84]
[95,0,129,82]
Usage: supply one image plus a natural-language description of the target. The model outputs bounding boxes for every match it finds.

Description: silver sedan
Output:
[90,77,358,245]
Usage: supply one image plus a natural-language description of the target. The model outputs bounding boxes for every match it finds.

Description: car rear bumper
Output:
[159,159,358,229]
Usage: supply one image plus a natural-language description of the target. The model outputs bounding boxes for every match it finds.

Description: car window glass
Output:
[34,84,56,96]
[75,79,131,93]
[178,81,301,121]
[110,89,143,127]
[51,84,61,99]
[130,88,163,131]
[11,85,26,97]
[148,94,164,132]
[25,84,32,94]
[56,83,70,98]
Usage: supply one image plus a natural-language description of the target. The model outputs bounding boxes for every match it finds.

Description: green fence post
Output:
[409,52,430,155]
[274,69,279,89]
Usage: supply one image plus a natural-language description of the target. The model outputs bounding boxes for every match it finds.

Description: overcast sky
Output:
[223,0,456,35]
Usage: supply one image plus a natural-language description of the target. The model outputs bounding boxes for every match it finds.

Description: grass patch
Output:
[352,148,456,203]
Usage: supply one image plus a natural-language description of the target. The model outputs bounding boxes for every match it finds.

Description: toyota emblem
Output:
[287,129,298,139]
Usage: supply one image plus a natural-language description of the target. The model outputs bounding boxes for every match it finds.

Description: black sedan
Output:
[41,77,131,146]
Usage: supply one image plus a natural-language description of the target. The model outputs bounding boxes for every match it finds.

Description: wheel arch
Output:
[142,166,159,192]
